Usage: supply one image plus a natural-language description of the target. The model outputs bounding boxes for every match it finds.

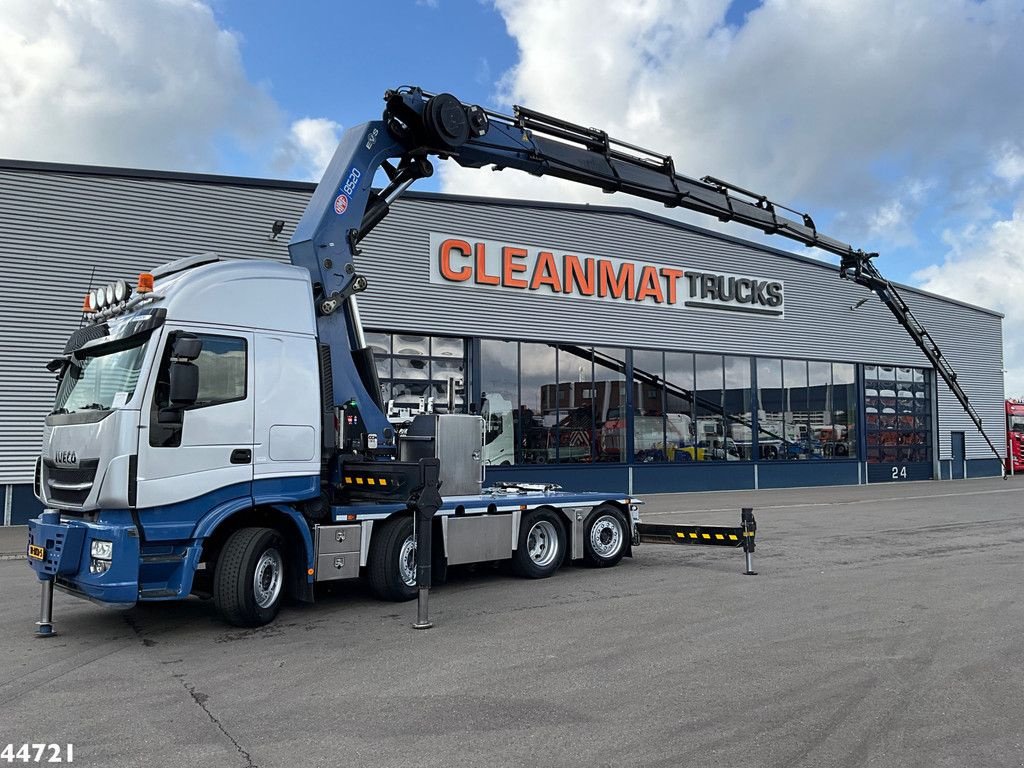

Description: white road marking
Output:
[641,486,1024,517]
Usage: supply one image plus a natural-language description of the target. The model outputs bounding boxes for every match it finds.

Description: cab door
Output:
[136,327,255,526]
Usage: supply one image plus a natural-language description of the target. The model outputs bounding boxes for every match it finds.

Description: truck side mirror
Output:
[171,334,202,361]
[168,361,199,406]
[159,361,199,425]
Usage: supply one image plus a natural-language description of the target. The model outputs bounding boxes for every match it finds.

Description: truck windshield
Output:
[53,339,150,414]
[52,323,158,417]
[51,309,165,415]
[1010,415,1024,433]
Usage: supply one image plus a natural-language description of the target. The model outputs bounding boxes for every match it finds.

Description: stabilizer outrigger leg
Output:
[30,509,63,637]
[741,507,757,576]
[410,457,442,630]
[36,577,56,637]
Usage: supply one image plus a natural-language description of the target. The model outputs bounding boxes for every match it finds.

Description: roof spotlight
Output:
[113,279,130,303]
[89,289,101,311]
[94,288,108,309]
[104,284,115,305]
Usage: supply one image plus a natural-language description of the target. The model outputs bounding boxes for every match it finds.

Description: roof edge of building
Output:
[0,157,1003,320]
[0,157,318,192]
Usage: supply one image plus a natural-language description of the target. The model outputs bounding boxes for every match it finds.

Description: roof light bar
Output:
[82,278,137,317]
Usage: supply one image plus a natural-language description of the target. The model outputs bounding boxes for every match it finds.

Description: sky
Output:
[2,0,1024,392]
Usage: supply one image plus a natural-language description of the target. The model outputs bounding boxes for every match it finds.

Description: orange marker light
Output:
[137,272,155,294]
[307,568,314,576]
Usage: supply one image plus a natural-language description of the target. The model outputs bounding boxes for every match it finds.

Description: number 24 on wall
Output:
[891,466,907,479]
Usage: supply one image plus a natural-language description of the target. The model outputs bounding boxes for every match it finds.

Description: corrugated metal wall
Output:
[0,165,308,485]
[0,162,1005,485]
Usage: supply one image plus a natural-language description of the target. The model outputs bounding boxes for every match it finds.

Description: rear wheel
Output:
[582,505,628,568]
[367,516,418,601]
[511,509,566,579]
[213,527,285,627]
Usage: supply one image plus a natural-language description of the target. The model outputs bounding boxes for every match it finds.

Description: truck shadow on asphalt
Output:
[56,554,745,647]
[114,561,547,644]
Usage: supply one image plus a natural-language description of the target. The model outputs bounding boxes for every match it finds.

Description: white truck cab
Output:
[42,256,322,518]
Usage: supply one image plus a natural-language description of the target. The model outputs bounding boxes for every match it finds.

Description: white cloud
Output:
[913,203,1024,394]
[439,0,1024,252]
[865,178,933,246]
[993,143,1024,186]
[868,199,909,240]
[273,117,343,181]
[0,0,288,172]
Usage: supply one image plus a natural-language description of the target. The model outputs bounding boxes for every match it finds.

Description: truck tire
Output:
[582,505,627,568]
[511,508,565,579]
[213,527,286,627]
[367,516,418,602]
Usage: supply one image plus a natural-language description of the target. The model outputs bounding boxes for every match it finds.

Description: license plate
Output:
[28,544,45,561]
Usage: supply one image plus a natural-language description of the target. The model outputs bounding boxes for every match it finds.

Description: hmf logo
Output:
[54,450,77,467]
[334,166,363,215]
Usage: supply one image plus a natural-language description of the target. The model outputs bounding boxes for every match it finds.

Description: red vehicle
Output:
[1006,400,1024,473]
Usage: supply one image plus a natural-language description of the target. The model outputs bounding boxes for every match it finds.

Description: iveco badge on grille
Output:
[54,450,78,467]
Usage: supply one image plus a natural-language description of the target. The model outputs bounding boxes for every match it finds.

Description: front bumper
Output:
[27,509,141,607]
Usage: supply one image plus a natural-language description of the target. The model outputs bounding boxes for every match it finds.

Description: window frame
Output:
[148,332,249,448]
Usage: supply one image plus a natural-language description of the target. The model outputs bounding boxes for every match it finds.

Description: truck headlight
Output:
[90,540,113,560]
[90,539,113,574]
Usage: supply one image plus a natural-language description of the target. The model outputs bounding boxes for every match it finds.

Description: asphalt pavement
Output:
[0,526,26,559]
[2,478,1023,767]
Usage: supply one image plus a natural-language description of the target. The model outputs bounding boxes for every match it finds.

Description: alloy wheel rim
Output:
[527,520,559,567]
[590,515,622,558]
[399,535,417,587]
[253,549,283,609]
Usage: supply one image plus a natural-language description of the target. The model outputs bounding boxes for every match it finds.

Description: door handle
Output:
[230,449,252,464]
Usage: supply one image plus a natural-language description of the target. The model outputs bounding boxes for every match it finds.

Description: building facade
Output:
[0,161,1005,524]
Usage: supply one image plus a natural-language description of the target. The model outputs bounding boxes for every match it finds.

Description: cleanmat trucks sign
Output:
[429,233,785,317]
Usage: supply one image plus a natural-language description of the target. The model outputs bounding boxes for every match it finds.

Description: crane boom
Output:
[288,86,1002,464]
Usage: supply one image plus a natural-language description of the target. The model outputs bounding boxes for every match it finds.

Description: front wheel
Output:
[511,509,566,579]
[213,527,286,627]
[367,516,418,601]
[582,505,628,568]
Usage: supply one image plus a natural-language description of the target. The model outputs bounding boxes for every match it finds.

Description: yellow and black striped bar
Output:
[342,474,391,488]
[335,460,420,502]
[635,507,758,575]
[635,523,746,547]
